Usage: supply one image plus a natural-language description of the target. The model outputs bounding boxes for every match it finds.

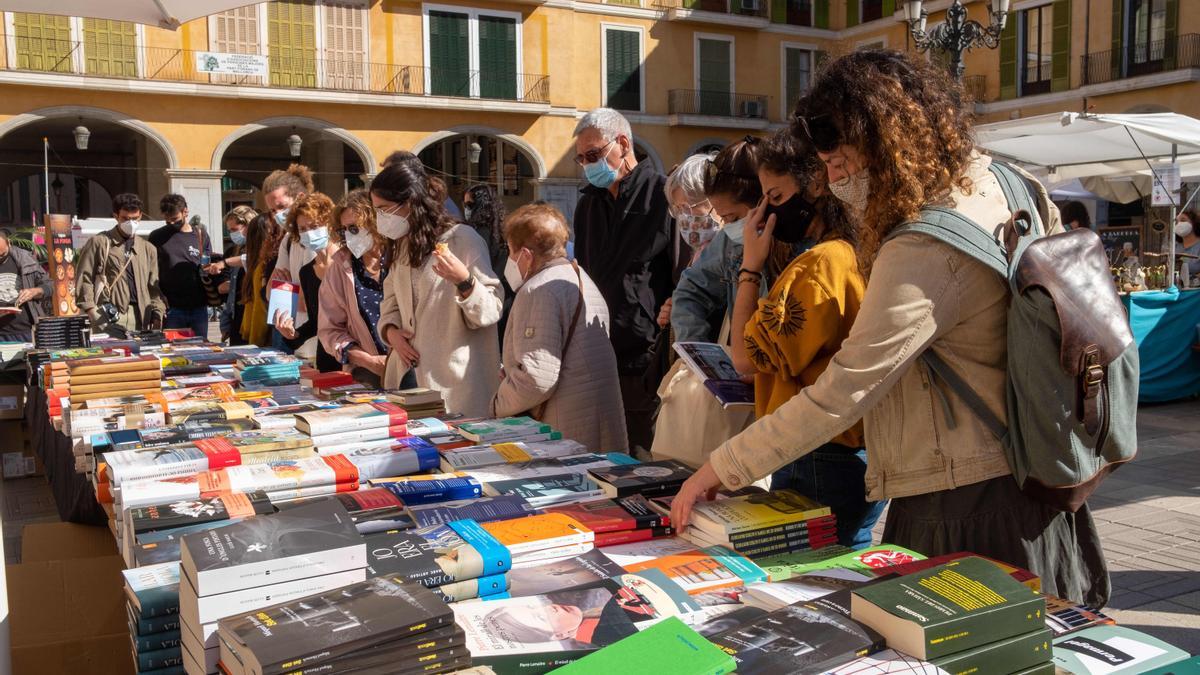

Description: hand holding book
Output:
[670,462,724,530]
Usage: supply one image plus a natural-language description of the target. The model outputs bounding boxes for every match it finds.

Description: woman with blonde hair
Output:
[273,192,339,372]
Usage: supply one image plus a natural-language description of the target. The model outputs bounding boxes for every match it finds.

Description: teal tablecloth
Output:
[1122,288,1200,402]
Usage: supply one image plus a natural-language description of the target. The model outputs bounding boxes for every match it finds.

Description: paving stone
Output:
[1116,512,1200,542]
[1105,588,1159,611]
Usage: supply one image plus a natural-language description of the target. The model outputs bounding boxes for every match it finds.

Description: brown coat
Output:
[75,227,166,325]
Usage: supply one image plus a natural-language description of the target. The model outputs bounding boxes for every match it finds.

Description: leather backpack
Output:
[887,160,1139,512]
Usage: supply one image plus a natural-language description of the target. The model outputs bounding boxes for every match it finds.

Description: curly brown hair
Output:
[262,163,314,198]
[332,188,392,258]
[284,192,335,243]
[370,162,455,268]
[793,49,974,276]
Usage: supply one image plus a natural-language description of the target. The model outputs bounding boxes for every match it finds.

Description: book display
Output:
[17,336,1193,675]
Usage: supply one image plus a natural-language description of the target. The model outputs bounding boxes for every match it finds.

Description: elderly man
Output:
[572,108,675,456]
[0,230,51,342]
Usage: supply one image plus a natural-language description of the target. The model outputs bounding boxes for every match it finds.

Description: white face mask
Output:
[344,229,374,259]
[118,219,138,237]
[828,168,871,216]
[376,209,410,240]
[504,252,527,291]
[1176,220,1193,238]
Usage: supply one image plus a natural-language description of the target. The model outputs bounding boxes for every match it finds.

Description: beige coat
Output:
[711,155,1063,501]
[75,227,167,326]
[378,224,503,417]
[493,259,628,454]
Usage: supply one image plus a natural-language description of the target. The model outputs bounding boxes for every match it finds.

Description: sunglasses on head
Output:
[795,113,841,153]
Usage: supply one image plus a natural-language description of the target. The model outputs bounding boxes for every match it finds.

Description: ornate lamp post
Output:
[903,0,1012,81]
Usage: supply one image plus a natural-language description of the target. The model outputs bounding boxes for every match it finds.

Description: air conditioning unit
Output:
[740,0,760,11]
[741,99,764,118]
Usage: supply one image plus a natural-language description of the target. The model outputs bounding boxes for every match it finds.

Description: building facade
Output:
[0,0,1193,247]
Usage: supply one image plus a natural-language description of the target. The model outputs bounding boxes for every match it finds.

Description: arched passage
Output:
[413,127,547,214]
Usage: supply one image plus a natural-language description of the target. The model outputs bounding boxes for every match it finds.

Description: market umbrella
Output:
[0,0,269,28]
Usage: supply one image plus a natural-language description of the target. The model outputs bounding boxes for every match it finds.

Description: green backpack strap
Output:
[886,206,1009,278]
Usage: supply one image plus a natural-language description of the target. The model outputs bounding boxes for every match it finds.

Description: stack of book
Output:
[481,512,595,564]
[233,354,301,385]
[177,500,368,674]
[388,387,447,417]
[216,575,465,675]
[850,556,1053,674]
[481,471,606,507]
[104,431,317,489]
[300,369,355,396]
[33,314,91,349]
[365,518,512,603]
[587,459,694,499]
[545,494,673,547]
[277,486,416,534]
[294,402,409,453]
[248,402,337,431]
[456,416,563,444]
[121,491,276,567]
[439,438,587,472]
[66,354,162,404]
[123,562,185,673]
[336,436,442,483]
[675,490,838,559]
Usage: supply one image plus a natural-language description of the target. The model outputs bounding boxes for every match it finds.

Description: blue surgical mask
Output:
[300,226,329,251]
[583,144,621,189]
[274,209,289,226]
[229,230,246,246]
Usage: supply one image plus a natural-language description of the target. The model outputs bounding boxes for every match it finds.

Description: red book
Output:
[879,551,1041,591]
[595,526,674,547]
[309,371,355,392]
[544,494,669,533]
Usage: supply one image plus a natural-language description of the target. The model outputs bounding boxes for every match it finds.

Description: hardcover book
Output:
[552,616,735,675]
[850,556,1047,660]
[587,460,694,499]
[482,473,606,507]
[124,562,182,618]
[673,342,753,408]
[408,495,536,528]
[544,494,668,533]
[687,489,831,537]
[294,402,408,436]
[1051,626,1191,674]
[480,512,594,555]
[364,519,512,587]
[179,499,366,596]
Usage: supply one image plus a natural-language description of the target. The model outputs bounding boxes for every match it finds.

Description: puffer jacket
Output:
[492,258,628,453]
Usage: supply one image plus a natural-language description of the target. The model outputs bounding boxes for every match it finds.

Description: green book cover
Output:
[1142,656,1200,675]
[550,616,735,675]
[1012,663,1056,675]
[933,628,1052,675]
[757,544,926,582]
[850,556,1046,660]
[1052,626,1191,674]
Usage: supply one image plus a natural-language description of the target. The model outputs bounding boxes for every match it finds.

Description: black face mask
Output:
[763,193,815,244]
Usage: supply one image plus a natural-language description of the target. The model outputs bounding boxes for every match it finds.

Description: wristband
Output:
[738,268,763,279]
[456,275,476,294]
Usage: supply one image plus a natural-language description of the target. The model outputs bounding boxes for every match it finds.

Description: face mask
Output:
[376,210,411,240]
[1176,220,1193,238]
[229,230,246,247]
[828,168,871,216]
[463,205,474,222]
[118,220,137,237]
[300,227,329,252]
[344,229,374,259]
[764,193,817,244]
[274,209,289,227]
[504,252,527,291]
[678,217,719,249]
[583,145,620,189]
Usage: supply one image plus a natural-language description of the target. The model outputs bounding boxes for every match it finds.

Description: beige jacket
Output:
[378,224,503,417]
[711,155,1063,501]
[493,259,628,454]
[75,227,166,325]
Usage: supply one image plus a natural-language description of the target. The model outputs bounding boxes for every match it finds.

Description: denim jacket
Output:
[220,265,240,339]
[671,225,808,343]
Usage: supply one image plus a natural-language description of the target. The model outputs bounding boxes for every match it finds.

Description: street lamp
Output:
[73,125,90,151]
[287,131,302,158]
[903,0,1011,81]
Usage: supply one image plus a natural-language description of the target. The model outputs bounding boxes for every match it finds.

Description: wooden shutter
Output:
[212,5,262,84]
[429,11,470,97]
[268,1,317,88]
[1051,0,1071,91]
[783,48,809,117]
[323,3,366,90]
[1111,0,1123,77]
[83,19,137,78]
[698,38,731,115]
[1163,0,1179,69]
[882,0,895,18]
[847,0,859,27]
[999,12,1018,99]
[605,29,641,111]
[815,0,829,28]
[478,15,517,99]
[771,0,786,24]
[12,13,72,73]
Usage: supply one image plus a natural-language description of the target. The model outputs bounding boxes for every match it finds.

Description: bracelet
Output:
[738,268,763,279]
[455,275,476,294]
[738,273,762,286]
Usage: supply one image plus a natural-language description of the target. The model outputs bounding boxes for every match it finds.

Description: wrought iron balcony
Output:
[668,89,770,128]
[1081,34,1200,86]
[653,0,771,25]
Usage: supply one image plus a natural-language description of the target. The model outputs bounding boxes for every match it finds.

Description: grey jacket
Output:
[4,245,51,322]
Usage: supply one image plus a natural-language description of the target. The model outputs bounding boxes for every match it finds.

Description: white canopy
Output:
[0,0,267,28]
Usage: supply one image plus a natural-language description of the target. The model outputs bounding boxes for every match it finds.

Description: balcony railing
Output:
[1081,33,1200,86]
[963,74,987,102]
[1,35,551,104]
[668,89,769,119]
[653,0,770,19]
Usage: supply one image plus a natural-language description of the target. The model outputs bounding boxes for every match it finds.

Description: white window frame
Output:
[5,13,144,76]
[1015,1,1053,96]
[207,6,270,57]
[422,3,524,100]
[854,35,888,49]
[600,23,645,113]
[779,42,816,121]
[693,31,735,95]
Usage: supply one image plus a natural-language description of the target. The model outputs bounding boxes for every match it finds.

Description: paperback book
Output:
[673,342,753,408]
[124,561,182,618]
[482,473,606,507]
[480,512,594,556]
[587,460,694,499]
[1051,626,1191,674]
[543,494,669,533]
[408,495,536,528]
[364,519,512,587]
[552,616,735,675]
[294,402,408,436]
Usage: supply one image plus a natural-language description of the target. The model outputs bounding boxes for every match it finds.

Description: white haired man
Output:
[572,107,675,457]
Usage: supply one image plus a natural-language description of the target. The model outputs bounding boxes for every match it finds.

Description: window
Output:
[323,3,368,90]
[82,19,137,77]
[860,0,884,23]
[211,6,264,84]
[424,5,523,100]
[1128,0,1167,73]
[781,47,811,119]
[1021,4,1052,95]
[603,27,642,112]
[11,13,73,73]
[267,1,317,88]
[786,0,813,26]
[696,34,733,116]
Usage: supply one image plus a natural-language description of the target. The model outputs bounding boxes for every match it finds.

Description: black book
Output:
[134,419,259,449]
[709,590,885,674]
[128,491,275,536]
[230,628,468,675]
[586,460,694,499]
[275,488,415,534]
[216,575,453,675]
[180,500,366,596]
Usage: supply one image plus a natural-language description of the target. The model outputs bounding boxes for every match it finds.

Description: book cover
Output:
[123,562,182,618]
[307,424,410,449]
[483,473,606,507]
[460,454,614,485]
[180,499,367,596]
[828,648,947,674]
[1052,626,1191,674]
[688,489,831,538]
[295,402,408,436]
[132,628,182,653]
[441,439,587,471]
[594,526,674,548]
[409,495,536,528]
[878,551,1041,592]
[135,644,183,671]
[364,519,512,586]
[128,491,275,536]
[457,417,555,442]
[1140,656,1200,674]
[850,556,1047,660]
[552,616,735,675]
[587,460,694,499]
[544,494,668,533]
[933,628,1051,675]
[433,573,509,603]
[129,606,181,636]
[379,474,482,506]
[266,279,299,326]
[505,549,626,598]
[215,575,453,675]
[481,512,594,555]
[755,544,929,582]
[340,436,441,481]
[603,539,764,595]
[1044,594,1115,637]
[180,567,367,625]
[136,419,259,448]
[221,627,468,675]
[673,342,753,408]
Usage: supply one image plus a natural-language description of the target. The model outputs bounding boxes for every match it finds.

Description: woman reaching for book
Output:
[491,204,627,454]
[371,161,504,417]
[672,49,1108,608]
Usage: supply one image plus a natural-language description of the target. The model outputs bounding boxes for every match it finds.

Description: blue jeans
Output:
[770,443,887,550]
[165,307,210,339]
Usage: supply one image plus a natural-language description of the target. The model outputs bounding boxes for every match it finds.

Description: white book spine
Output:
[185,568,366,624]
[191,543,367,596]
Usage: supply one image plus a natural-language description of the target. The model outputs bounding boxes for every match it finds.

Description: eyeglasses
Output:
[669,198,714,220]
[575,139,614,166]
[795,113,841,153]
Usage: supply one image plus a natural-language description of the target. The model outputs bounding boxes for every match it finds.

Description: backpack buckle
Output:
[1082,347,1104,395]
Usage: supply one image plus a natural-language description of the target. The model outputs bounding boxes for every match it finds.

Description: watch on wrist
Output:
[455,275,476,294]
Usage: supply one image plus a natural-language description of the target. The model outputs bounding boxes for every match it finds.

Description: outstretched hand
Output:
[670,461,724,530]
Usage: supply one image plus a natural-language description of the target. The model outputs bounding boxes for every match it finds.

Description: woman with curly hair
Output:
[371,162,504,416]
[673,49,1107,608]
[273,192,339,372]
[724,129,881,549]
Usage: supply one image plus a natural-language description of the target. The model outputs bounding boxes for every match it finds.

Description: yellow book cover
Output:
[691,489,832,538]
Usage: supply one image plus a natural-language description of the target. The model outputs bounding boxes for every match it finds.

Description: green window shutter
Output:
[478,15,517,100]
[847,0,859,27]
[83,19,137,78]
[268,1,316,88]
[1111,0,1123,77]
[13,13,72,73]
[698,38,731,115]
[429,11,470,97]
[1051,0,1071,91]
[783,48,810,117]
[999,13,1018,99]
[882,0,895,18]
[815,0,829,27]
[772,0,786,24]
[1164,0,1179,70]
[605,29,641,111]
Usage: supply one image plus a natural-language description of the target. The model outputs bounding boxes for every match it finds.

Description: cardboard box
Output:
[0,383,24,420]
[21,522,117,563]
[7,555,132,675]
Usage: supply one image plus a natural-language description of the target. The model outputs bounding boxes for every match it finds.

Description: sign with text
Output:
[1151,163,1181,207]
[1099,225,1142,263]
[195,52,268,77]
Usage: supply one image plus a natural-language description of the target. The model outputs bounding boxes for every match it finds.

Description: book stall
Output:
[10,324,1199,675]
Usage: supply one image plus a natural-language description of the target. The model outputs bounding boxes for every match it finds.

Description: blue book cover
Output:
[122,562,180,618]
[410,495,537,528]
[450,518,512,574]
[381,476,482,506]
[703,545,768,585]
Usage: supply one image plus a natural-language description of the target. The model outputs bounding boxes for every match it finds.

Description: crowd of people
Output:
[0,49,1120,610]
